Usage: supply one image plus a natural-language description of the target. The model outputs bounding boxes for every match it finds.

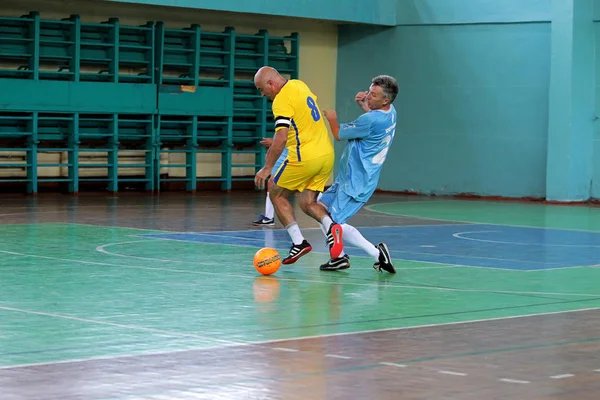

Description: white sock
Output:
[320,215,333,232]
[342,223,379,260]
[264,193,274,219]
[318,222,327,236]
[286,222,305,245]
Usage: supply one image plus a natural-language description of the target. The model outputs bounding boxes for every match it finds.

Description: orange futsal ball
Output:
[253,247,281,276]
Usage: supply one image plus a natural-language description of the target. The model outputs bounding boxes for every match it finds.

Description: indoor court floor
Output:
[1,191,600,399]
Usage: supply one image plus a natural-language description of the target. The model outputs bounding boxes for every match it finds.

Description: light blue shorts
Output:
[318,182,365,224]
[272,148,288,176]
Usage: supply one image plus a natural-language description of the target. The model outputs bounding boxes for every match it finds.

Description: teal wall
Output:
[337,0,598,200]
[396,0,551,24]
[103,0,397,26]
[546,0,595,201]
[337,4,551,198]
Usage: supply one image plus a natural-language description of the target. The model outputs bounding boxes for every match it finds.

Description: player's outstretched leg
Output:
[336,223,395,274]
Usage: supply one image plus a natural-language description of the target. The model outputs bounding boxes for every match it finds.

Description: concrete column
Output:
[546,0,595,201]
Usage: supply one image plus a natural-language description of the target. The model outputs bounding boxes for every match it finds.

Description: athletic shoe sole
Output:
[329,223,344,259]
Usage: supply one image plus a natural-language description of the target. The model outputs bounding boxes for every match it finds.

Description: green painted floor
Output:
[1,199,600,368]
[367,199,600,231]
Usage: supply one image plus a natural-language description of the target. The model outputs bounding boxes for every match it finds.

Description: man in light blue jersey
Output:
[317,75,399,273]
[252,138,288,226]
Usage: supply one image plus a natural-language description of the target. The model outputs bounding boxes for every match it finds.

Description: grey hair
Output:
[371,75,398,104]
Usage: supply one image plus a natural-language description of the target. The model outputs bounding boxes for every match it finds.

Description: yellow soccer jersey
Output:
[272,79,334,162]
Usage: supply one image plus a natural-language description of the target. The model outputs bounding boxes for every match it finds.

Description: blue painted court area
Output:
[139,224,600,271]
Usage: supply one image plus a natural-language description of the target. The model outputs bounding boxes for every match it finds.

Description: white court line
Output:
[60,222,600,271]
[0,205,258,218]
[115,235,598,273]
[101,238,376,267]
[166,231,326,246]
[142,235,536,272]
[71,222,594,272]
[69,222,313,234]
[66,222,319,234]
[135,234,561,272]
[394,248,561,266]
[64,222,183,233]
[2,306,600,371]
[364,203,600,234]
[365,200,451,206]
[96,241,191,263]
[550,374,574,379]
[3,248,600,298]
[132,229,588,270]
[525,264,600,272]
[0,198,427,216]
[499,378,530,384]
[120,222,473,235]
[438,370,467,376]
[272,347,299,353]
[103,237,466,271]
[7,213,598,272]
[246,306,600,345]
[325,354,352,360]
[96,242,600,297]
[0,343,247,371]
[380,362,407,368]
[453,231,600,248]
[0,305,247,346]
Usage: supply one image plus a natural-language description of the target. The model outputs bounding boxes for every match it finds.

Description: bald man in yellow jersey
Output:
[254,67,344,266]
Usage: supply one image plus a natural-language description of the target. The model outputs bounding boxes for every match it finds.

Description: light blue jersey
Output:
[336,105,397,202]
[319,106,397,224]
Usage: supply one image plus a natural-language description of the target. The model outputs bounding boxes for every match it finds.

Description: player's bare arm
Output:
[254,128,287,190]
[323,110,340,140]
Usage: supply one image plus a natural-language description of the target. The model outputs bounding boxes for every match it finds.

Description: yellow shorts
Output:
[272,152,334,192]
